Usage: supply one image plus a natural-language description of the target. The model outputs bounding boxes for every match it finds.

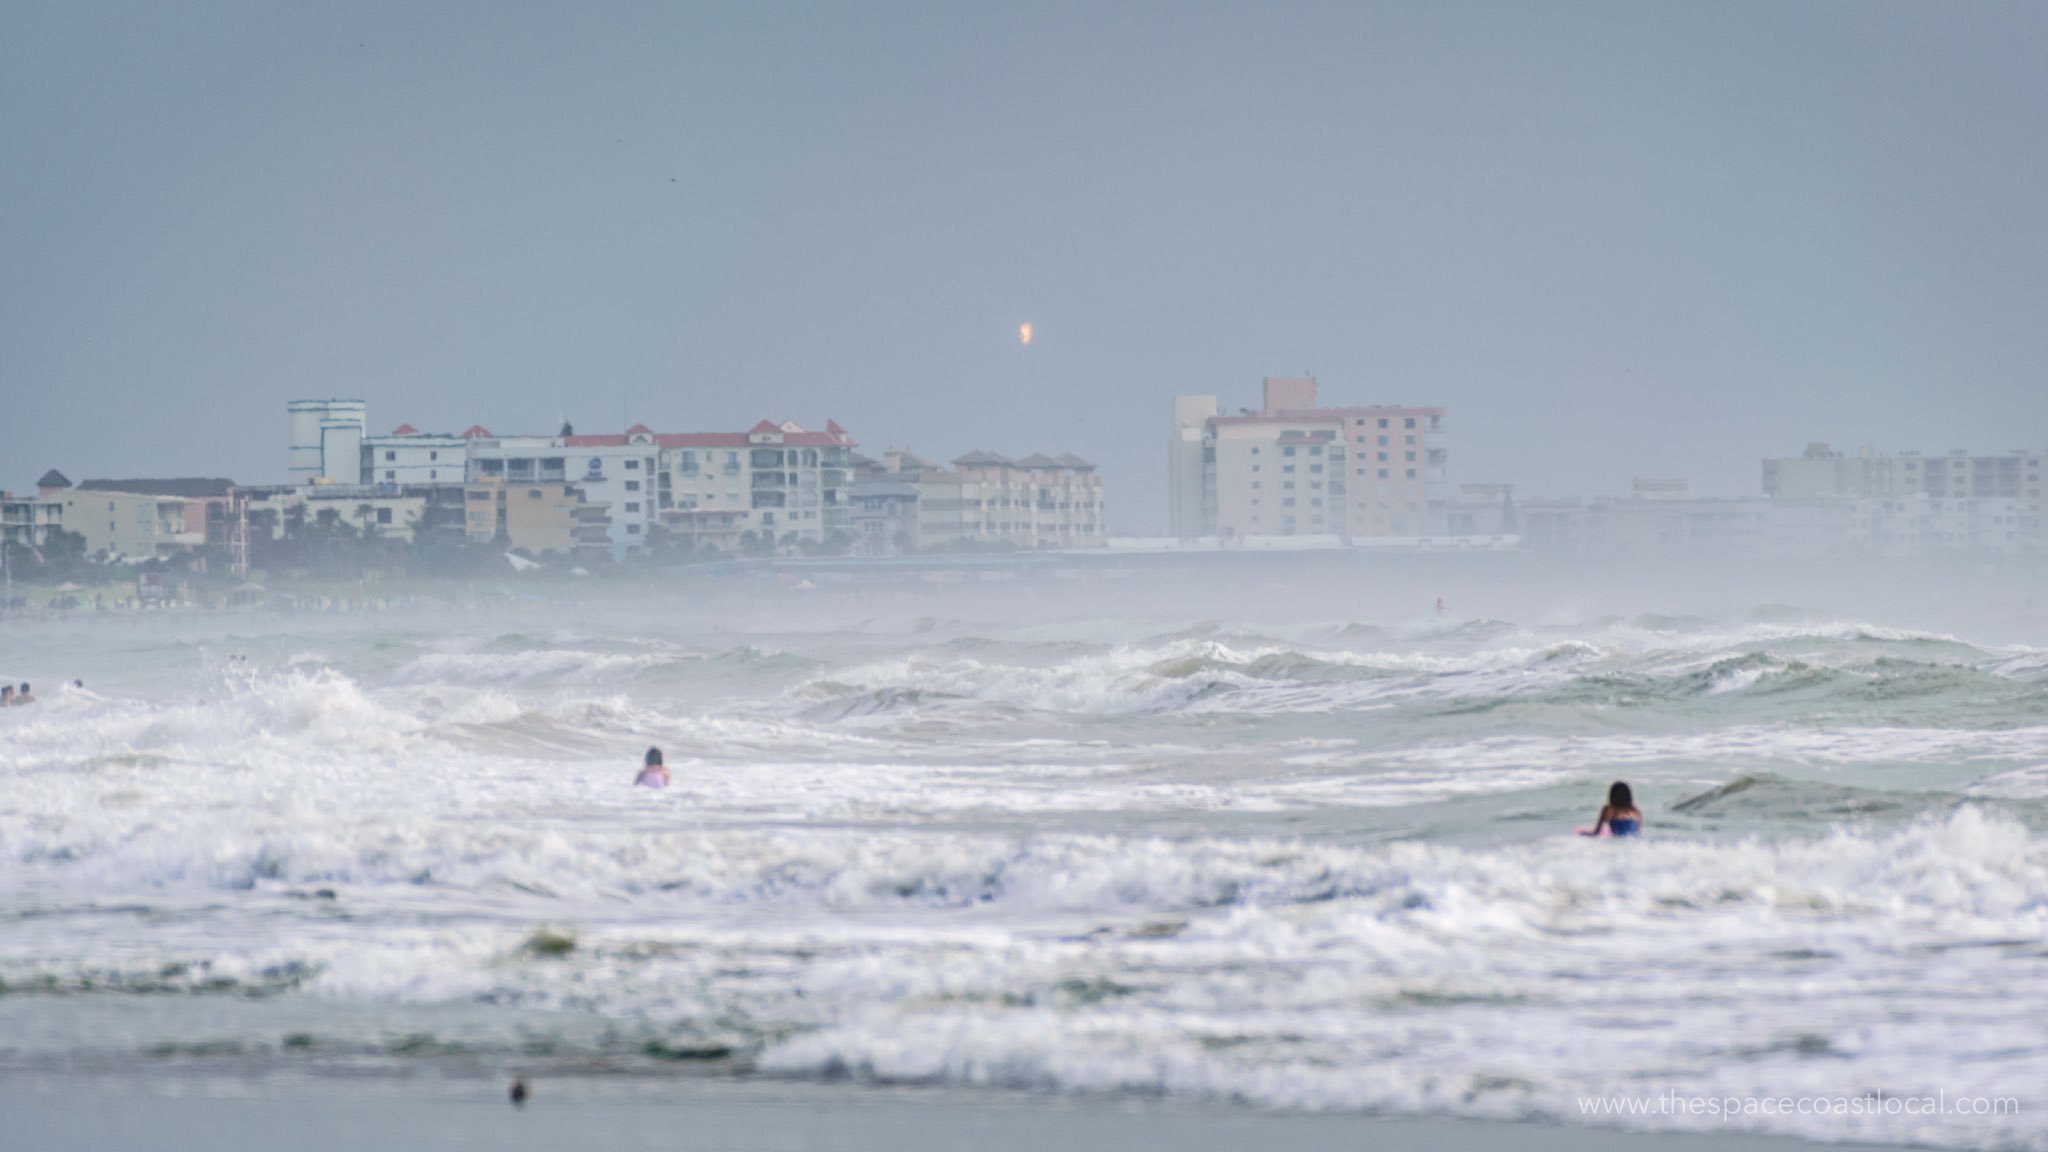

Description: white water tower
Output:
[288,399,367,485]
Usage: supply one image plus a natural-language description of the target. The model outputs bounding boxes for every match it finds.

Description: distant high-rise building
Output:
[1763,443,2042,540]
[1170,376,1447,539]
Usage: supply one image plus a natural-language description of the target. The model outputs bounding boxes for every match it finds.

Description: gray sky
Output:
[4,1,2045,528]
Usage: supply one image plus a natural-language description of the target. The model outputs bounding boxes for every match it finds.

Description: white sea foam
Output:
[3,607,2045,1148]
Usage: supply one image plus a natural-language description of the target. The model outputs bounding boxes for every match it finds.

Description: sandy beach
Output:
[4,1072,1901,1152]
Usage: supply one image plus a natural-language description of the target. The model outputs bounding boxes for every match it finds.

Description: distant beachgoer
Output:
[15,683,34,705]
[1582,781,1641,837]
[0,686,12,707]
[634,747,670,789]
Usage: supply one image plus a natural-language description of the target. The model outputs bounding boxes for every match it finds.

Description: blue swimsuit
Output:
[1608,818,1640,837]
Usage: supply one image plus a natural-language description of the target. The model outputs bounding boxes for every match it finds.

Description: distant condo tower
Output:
[288,399,367,485]
[1170,376,1447,540]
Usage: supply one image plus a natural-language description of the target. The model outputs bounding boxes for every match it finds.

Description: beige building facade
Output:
[1172,376,1446,539]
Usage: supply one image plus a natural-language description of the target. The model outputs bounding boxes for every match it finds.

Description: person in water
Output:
[15,683,33,705]
[1583,781,1642,836]
[634,746,670,788]
[0,686,12,707]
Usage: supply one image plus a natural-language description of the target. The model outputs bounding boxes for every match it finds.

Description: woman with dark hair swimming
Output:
[1581,781,1642,837]
[634,747,670,789]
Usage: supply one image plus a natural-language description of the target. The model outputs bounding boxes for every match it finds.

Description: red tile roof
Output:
[749,419,781,434]
[462,425,492,438]
[626,423,653,435]
[391,423,420,435]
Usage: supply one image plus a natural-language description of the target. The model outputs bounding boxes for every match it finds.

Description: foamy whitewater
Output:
[4,584,2047,1147]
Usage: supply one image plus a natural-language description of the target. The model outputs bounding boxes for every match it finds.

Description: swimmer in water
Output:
[1582,780,1642,837]
[15,683,33,705]
[634,746,670,789]
[0,686,12,707]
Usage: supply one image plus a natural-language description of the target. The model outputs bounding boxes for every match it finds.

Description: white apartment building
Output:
[361,424,483,487]
[1765,443,2043,502]
[914,450,1105,550]
[466,430,655,559]
[656,420,857,551]
[1764,443,2043,544]
[1171,377,1446,539]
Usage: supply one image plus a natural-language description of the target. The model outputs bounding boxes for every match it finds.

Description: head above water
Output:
[1609,781,1634,810]
[645,747,663,767]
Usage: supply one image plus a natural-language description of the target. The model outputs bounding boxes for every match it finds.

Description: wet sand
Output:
[4,1072,1897,1152]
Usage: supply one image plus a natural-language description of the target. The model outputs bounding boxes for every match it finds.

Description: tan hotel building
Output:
[1170,377,1446,539]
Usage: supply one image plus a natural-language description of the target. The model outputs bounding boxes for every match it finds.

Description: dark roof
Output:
[77,478,236,498]
[951,450,1013,467]
[1015,453,1061,469]
[1055,453,1095,470]
[36,469,71,490]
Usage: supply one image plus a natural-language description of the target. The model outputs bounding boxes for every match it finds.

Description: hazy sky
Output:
[4,1,2045,528]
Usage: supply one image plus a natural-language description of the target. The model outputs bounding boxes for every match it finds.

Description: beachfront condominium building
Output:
[466,430,656,559]
[361,425,488,487]
[656,420,857,552]
[1764,443,2043,541]
[287,399,367,486]
[36,474,233,562]
[2,477,66,556]
[1170,377,1447,540]
[1765,443,2043,500]
[913,451,1105,550]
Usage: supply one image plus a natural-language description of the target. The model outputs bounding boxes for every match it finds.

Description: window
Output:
[1406,469,1417,479]
[1283,446,1297,456]
[385,470,396,481]
[1404,417,1415,428]
[429,451,438,461]
[1283,464,1295,474]
[1250,481,1261,489]
[1378,469,1389,479]
[1250,446,1259,454]
[1378,418,1389,429]
[1377,435,1388,446]
[1283,498,1296,507]
[1377,453,1388,462]
[1284,481,1295,490]
[377,508,392,524]
[1309,446,1322,456]
[625,480,640,492]
[1250,464,1260,472]
[385,451,395,461]
[627,524,641,535]
[625,502,640,513]
[626,459,639,470]
[1406,452,1416,462]
[429,470,437,480]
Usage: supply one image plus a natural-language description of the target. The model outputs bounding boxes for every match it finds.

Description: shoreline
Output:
[2,1070,1903,1152]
